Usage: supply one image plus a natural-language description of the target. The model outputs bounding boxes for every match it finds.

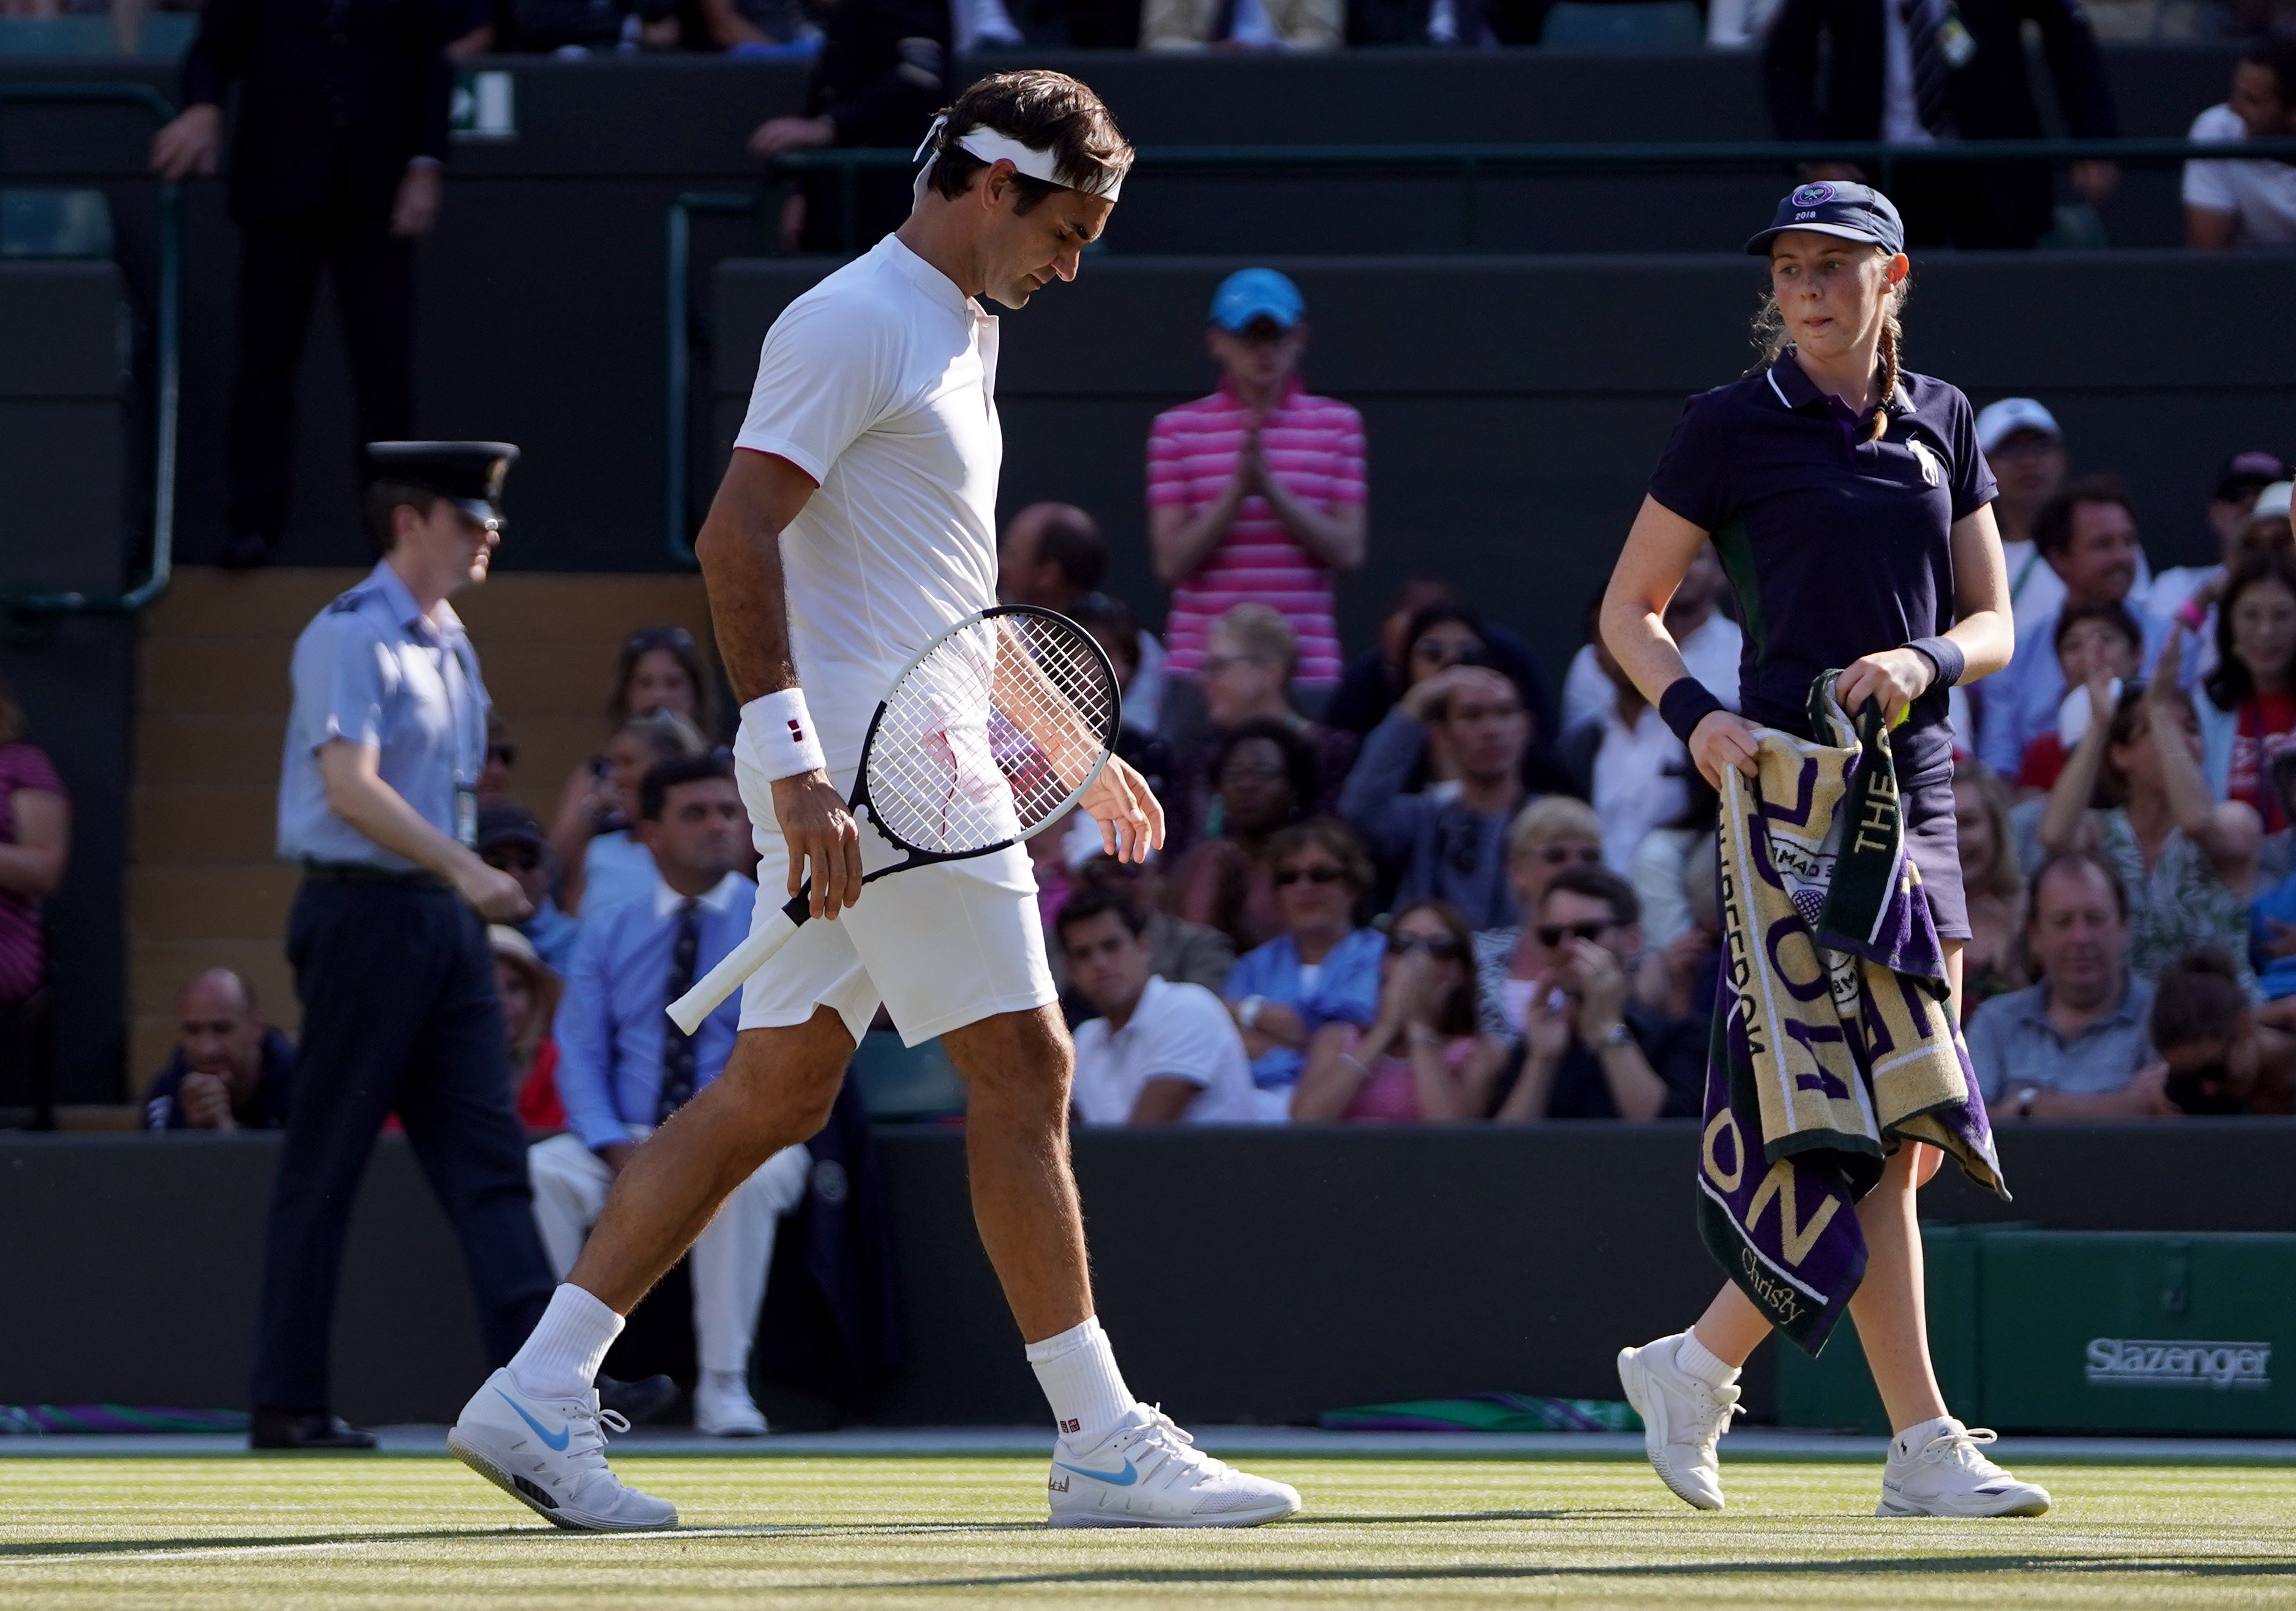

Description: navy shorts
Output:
[1904,773,1970,942]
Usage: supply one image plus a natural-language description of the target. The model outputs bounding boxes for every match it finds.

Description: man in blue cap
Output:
[1148,266,1367,759]
[252,440,557,1449]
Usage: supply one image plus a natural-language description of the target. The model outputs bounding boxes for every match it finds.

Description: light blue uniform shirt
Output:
[277,560,490,869]
[554,871,757,1152]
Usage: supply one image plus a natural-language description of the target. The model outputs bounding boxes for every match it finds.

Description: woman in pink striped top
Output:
[1149,268,1367,694]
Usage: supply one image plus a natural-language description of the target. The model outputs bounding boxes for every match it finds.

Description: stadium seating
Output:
[1538,1,1703,48]
[0,189,114,259]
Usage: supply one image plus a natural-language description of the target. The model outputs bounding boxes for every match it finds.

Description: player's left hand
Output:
[1080,754,1165,863]
[1836,647,1935,727]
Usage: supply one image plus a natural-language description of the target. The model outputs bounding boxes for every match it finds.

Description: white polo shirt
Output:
[733,233,1003,774]
[1071,975,1264,1125]
[2183,103,2296,247]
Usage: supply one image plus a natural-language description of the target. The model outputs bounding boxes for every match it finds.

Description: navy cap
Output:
[365,440,519,528]
[1209,268,1304,334]
[1745,181,1906,257]
[475,800,549,857]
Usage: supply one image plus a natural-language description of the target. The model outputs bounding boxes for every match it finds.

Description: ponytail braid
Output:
[1867,293,1904,445]
[1866,252,1912,443]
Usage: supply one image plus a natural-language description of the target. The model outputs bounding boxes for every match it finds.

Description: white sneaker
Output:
[1878,1421,2052,1517]
[694,1373,769,1438]
[1046,1404,1301,1529]
[448,1367,678,1531]
[1617,1332,1742,1511]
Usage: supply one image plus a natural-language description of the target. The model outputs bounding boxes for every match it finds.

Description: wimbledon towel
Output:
[1697,675,2008,1353]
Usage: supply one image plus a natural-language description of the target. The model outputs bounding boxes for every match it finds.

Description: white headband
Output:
[911,115,1123,203]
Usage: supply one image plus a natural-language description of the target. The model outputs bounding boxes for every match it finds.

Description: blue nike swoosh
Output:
[494,1387,571,1452]
[1053,1457,1138,1487]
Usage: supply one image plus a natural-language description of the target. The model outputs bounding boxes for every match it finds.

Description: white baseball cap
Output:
[2254,481,2294,524]
[1975,398,2062,454]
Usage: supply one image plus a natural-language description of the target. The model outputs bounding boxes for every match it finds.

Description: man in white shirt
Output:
[452,69,1297,1536]
[1058,888,1261,1125]
[2184,43,2296,250]
[1564,541,1738,732]
[1976,398,2071,626]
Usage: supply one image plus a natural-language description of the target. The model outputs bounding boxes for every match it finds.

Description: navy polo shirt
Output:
[1648,351,1995,786]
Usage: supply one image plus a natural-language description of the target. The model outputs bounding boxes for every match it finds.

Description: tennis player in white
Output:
[446,69,1301,1534]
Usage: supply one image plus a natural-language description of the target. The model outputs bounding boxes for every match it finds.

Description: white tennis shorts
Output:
[734,763,1057,1047]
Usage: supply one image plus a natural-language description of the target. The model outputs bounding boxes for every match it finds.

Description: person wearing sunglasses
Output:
[546,625,713,909]
[1289,899,1509,1123]
[1469,797,1606,1040]
[1488,866,1705,1126]
[478,802,581,973]
[479,712,519,806]
[1222,819,1386,1119]
[1324,581,1558,745]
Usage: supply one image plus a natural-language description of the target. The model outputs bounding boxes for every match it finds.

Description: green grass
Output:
[1,1457,2292,1609]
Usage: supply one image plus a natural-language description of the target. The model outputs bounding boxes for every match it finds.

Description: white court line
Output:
[0,1526,805,1567]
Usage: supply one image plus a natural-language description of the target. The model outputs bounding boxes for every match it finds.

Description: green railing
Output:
[668,134,2296,564]
[0,81,182,621]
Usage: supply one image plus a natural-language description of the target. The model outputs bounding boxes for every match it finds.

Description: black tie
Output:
[658,899,700,1123]
[1899,0,1956,137]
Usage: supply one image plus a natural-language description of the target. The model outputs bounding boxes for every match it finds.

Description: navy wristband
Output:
[1659,677,1728,746]
[1905,636,1965,691]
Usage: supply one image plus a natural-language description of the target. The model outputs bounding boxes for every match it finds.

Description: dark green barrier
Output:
[1779,1225,2296,1435]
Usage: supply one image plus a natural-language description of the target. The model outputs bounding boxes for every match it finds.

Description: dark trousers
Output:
[227,206,415,544]
[250,879,554,1411]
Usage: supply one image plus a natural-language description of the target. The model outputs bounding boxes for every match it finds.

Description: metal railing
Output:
[0,81,182,621]
[667,133,2296,562]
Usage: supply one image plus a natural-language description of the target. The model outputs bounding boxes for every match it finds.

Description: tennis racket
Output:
[666,604,1123,1035]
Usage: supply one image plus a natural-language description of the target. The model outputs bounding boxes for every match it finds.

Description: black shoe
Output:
[219,532,276,571]
[249,1408,377,1450]
[598,1373,679,1427]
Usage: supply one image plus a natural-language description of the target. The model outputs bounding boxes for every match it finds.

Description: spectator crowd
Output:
[129,268,2295,1173]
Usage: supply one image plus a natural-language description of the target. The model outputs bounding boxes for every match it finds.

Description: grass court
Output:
[1,1454,2291,1609]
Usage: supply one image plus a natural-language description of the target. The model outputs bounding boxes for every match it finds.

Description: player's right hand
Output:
[1689,710,1761,789]
[773,768,864,918]
[457,863,533,923]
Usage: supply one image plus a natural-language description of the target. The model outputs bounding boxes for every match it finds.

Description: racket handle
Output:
[665,898,805,1035]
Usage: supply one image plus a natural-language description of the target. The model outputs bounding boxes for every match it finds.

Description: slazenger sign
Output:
[2085,1339,2272,1390]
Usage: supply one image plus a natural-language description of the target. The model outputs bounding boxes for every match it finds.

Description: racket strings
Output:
[866,612,1119,857]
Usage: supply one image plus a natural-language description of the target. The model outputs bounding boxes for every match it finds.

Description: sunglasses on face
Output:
[1273,863,1346,888]
[1389,932,1463,961]
[624,626,696,658]
[486,849,541,874]
[1536,921,1612,948]
[1531,843,1602,868]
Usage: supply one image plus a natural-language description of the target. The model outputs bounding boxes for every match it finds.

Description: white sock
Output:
[1892,1414,1960,1459]
[1675,1329,1741,1389]
[1026,1316,1135,1446]
[700,1369,749,1397]
[508,1285,625,1401]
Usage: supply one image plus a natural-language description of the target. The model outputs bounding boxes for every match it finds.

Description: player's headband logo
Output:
[1789,182,1836,206]
[911,115,1124,204]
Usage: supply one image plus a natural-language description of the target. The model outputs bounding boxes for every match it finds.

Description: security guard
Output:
[252,441,555,1449]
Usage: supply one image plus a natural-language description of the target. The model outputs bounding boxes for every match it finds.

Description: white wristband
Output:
[740,688,827,783]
